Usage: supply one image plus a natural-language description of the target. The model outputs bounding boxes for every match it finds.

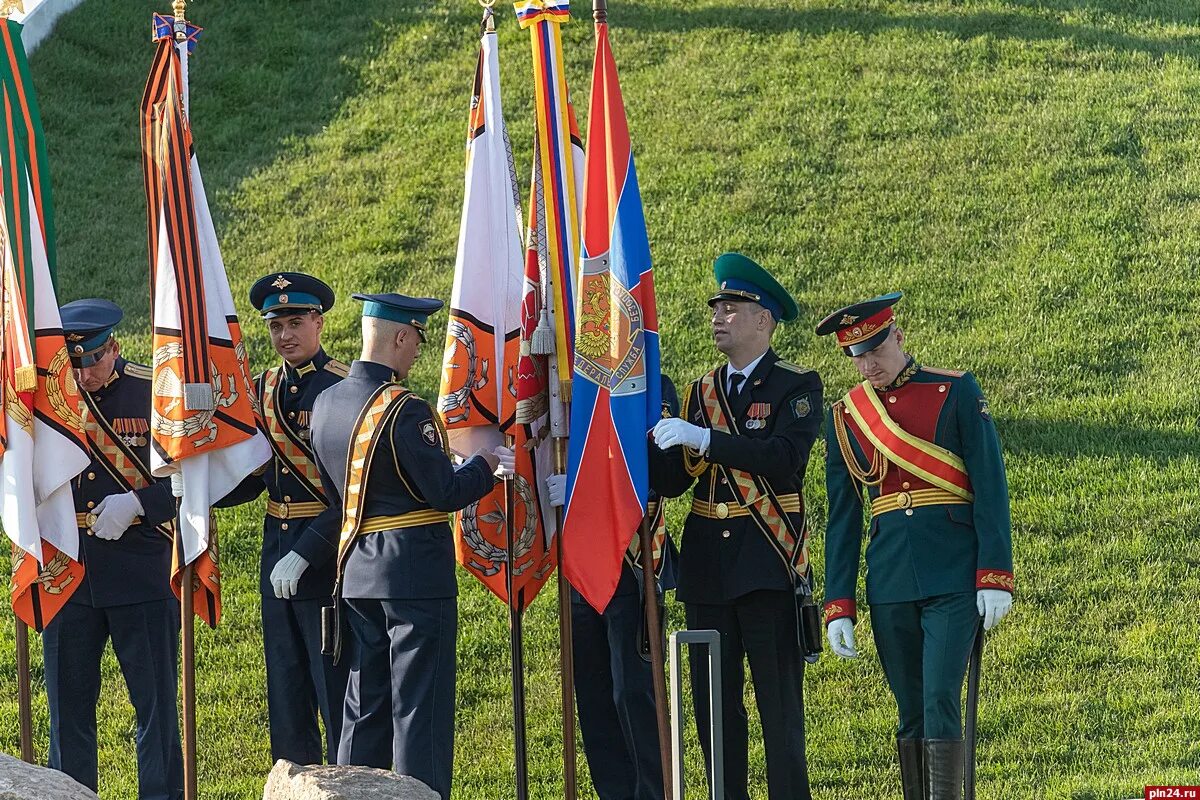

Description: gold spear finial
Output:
[173,0,187,19]
[0,0,26,20]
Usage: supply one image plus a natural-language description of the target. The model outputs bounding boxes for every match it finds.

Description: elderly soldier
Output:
[217,272,350,764]
[44,299,183,799]
[649,253,823,800]
[817,292,1014,800]
[310,292,513,799]
[546,374,680,800]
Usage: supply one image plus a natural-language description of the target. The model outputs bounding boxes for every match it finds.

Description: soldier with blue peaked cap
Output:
[649,253,823,800]
[217,272,350,765]
[46,299,184,799]
[309,292,515,798]
[817,292,1014,800]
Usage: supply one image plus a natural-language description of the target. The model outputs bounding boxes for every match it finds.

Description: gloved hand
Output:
[827,617,859,659]
[270,551,310,600]
[652,418,709,452]
[492,446,516,479]
[545,474,566,507]
[977,589,1012,631]
[90,491,144,540]
[170,472,184,498]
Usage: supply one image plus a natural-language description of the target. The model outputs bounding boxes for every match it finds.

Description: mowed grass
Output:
[2,0,1199,797]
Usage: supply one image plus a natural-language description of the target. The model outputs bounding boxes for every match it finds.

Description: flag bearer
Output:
[817,292,1014,800]
[648,253,823,800]
[217,272,350,764]
[45,299,183,800]
[309,293,514,799]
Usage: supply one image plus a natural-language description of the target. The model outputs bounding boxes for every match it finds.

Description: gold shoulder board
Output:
[324,359,350,378]
[774,360,813,375]
[921,366,965,378]
[123,362,153,380]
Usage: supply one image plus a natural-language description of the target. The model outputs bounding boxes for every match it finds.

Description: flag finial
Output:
[0,0,25,18]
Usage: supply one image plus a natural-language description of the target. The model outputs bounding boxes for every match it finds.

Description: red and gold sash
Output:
[80,392,172,538]
[843,382,973,501]
[690,369,809,578]
[335,384,415,578]
[259,367,326,502]
[624,498,667,578]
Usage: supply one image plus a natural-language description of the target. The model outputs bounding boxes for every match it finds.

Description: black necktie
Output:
[729,371,746,398]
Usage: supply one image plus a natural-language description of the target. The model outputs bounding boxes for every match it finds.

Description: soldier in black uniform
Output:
[310,292,513,799]
[547,374,680,800]
[216,273,350,765]
[44,299,183,800]
[649,253,823,800]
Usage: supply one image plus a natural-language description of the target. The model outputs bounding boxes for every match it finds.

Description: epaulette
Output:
[774,360,814,375]
[921,366,965,378]
[324,359,350,378]
[123,362,153,381]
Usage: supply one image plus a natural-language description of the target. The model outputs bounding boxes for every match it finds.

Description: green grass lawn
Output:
[3,0,1200,797]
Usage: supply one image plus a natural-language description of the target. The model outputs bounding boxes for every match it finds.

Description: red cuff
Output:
[823,599,857,625]
[976,569,1014,593]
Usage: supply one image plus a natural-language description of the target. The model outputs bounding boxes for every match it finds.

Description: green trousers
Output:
[870,592,979,740]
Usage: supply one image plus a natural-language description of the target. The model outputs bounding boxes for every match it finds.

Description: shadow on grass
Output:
[28,0,455,332]
[613,2,1199,62]
[999,417,1200,462]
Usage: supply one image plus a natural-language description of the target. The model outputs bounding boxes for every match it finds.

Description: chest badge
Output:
[745,402,770,430]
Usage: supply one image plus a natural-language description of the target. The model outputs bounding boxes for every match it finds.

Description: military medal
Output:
[746,402,770,430]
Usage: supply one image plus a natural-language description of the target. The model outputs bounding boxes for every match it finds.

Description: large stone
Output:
[0,754,99,800]
[262,760,439,800]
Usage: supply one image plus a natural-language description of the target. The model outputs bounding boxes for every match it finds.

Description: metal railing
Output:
[669,629,724,800]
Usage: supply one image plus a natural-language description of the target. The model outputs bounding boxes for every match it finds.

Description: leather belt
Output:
[266,499,326,520]
[358,510,448,534]
[690,493,801,520]
[76,511,143,533]
[871,488,970,518]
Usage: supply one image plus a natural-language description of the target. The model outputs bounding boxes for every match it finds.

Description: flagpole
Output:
[637,515,673,799]
[503,434,530,800]
[553,437,577,800]
[13,615,34,763]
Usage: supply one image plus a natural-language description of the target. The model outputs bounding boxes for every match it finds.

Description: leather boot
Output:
[923,738,965,800]
[897,738,924,800]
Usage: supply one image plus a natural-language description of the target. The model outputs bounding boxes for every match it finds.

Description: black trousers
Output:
[686,590,810,800]
[261,593,350,764]
[338,597,457,799]
[43,599,183,800]
[573,589,665,800]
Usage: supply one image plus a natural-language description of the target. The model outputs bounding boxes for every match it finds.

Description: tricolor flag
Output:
[140,19,270,626]
[0,18,91,631]
[438,15,555,611]
[562,12,662,613]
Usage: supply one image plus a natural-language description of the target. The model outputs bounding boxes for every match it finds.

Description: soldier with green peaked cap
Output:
[650,252,823,800]
[817,291,1014,800]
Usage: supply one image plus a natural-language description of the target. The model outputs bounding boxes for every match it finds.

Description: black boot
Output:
[897,738,924,800]
[923,739,964,800]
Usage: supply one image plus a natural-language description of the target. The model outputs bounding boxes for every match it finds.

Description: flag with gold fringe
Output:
[0,17,91,632]
[140,18,270,627]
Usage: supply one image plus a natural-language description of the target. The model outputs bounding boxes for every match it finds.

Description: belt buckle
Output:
[715,502,729,520]
[896,491,912,510]
[85,512,98,528]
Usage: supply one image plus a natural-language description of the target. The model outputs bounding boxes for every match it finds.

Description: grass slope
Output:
[2,0,1199,797]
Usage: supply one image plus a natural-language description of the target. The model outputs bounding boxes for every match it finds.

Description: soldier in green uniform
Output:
[649,253,823,800]
[817,292,1014,800]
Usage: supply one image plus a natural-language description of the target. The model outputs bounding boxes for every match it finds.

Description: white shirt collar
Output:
[727,349,768,392]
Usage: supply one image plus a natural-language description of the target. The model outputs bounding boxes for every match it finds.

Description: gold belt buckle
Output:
[896,491,912,510]
[85,512,98,528]
[715,502,729,519]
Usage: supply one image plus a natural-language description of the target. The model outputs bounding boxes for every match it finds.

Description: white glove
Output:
[827,617,859,659]
[90,491,144,541]
[492,446,516,479]
[652,418,710,452]
[545,474,566,508]
[977,589,1012,631]
[170,472,185,499]
[270,551,310,600]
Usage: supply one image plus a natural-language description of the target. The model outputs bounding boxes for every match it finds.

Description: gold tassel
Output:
[14,365,36,393]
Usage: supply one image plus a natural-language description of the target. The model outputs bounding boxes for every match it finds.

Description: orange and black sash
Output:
[334,384,416,579]
[624,499,667,578]
[842,381,974,501]
[80,392,172,538]
[259,366,326,502]
[689,369,810,579]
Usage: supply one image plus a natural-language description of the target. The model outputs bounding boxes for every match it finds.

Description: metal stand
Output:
[670,629,724,800]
